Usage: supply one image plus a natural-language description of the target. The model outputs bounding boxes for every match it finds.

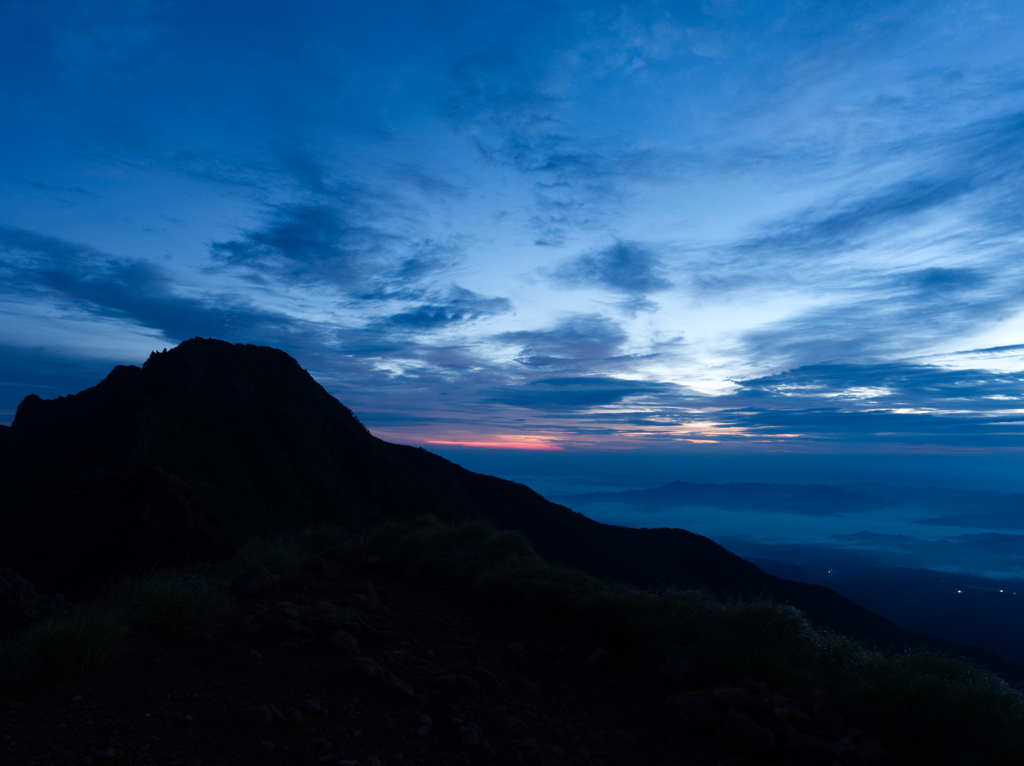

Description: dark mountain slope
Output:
[2,338,1019,683]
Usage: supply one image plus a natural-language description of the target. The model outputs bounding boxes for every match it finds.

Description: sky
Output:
[3,0,1024,490]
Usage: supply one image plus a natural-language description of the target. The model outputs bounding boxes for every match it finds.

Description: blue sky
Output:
[3,0,1024,474]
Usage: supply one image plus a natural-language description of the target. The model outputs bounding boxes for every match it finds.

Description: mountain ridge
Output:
[3,337,1020,684]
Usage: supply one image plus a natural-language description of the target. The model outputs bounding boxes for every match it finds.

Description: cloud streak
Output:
[211,202,400,290]
[0,226,315,347]
[494,314,632,370]
[551,241,671,313]
[378,286,511,330]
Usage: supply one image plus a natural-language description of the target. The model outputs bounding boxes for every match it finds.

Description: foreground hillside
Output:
[2,521,921,766]
[7,553,725,766]
[0,338,1019,688]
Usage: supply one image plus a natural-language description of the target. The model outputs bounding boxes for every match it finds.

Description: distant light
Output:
[958,590,962,593]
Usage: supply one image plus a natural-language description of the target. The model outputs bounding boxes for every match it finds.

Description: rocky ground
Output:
[0,558,906,766]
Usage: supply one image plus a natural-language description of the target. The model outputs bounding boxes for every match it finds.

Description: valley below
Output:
[552,482,1024,671]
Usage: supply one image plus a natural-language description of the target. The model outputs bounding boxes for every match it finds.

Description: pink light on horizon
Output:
[365,420,758,451]
[425,439,564,451]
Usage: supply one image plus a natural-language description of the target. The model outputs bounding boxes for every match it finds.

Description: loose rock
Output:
[783,726,835,766]
[792,689,845,733]
[856,739,887,763]
[230,566,278,596]
[711,683,750,709]
[437,673,486,698]
[243,706,274,725]
[0,568,71,634]
[388,673,415,698]
[305,737,332,751]
[668,689,724,730]
[661,646,699,688]
[720,709,776,756]
[298,697,323,715]
[460,721,495,755]
[330,629,360,655]
[350,657,386,681]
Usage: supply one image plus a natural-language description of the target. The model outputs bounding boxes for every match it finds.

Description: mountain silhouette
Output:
[2,338,1020,682]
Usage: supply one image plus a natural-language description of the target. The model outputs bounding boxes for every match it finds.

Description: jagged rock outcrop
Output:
[667,674,891,765]
[0,568,71,636]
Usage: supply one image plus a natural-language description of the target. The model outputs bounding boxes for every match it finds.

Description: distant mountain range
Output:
[555,480,1024,527]
[553,467,1024,671]
[554,481,902,515]
[2,337,1021,683]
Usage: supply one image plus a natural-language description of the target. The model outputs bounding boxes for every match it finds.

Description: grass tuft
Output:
[108,570,230,633]
[226,538,304,576]
[0,607,128,693]
[296,602,362,631]
[293,523,351,556]
[840,650,1024,765]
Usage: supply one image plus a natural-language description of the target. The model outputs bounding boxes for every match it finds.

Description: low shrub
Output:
[108,570,230,633]
[292,523,369,567]
[296,602,362,631]
[1,569,229,693]
[0,607,128,693]
[225,538,304,576]
[293,523,352,557]
[840,650,1024,764]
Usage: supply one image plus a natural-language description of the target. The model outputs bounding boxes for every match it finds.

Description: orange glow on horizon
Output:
[425,439,563,451]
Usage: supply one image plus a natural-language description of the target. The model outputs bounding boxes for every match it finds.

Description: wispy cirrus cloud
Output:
[732,361,1024,411]
[493,314,633,370]
[737,264,1024,368]
[486,375,678,410]
[0,226,316,347]
[211,203,399,290]
[734,177,976,262]
[696,110,1024,288]
[551,241,672,313]
[377,286,511,331]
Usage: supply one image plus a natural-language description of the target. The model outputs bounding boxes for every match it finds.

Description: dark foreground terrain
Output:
[0,558,902,766]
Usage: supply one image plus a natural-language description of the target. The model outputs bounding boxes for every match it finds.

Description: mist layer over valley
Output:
[550,480,1024,666]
